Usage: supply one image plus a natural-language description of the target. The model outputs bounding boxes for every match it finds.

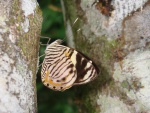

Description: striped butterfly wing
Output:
[41,42,77,91]
[73,50,98,85]
[41,40,98,91]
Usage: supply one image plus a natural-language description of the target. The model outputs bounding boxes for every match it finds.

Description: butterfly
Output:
[41,39,99,91]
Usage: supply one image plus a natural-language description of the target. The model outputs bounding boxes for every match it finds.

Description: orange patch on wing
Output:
[44,71,62,87]
[64,50,72,57]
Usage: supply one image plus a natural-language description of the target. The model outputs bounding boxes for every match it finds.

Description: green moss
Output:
[121,80,130,89]
[103,39,117,60]
[74,86,98,113]
[76,34,119,69]
[84,96,97,113]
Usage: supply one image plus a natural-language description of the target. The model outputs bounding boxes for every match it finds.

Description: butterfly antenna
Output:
[39,53,45,59]
[38,62,43,68]
[64,17,80,42]
[62,37,66,43]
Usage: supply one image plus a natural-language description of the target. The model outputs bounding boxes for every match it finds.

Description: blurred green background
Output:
[37,0,78,113]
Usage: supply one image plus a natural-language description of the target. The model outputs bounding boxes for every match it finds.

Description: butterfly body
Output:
[41,40,98,91]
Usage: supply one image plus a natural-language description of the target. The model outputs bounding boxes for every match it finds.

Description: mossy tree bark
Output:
[61,0,150,113]
[0,0,42,112]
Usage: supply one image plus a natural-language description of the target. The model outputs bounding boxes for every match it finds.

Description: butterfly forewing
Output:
[41,39,98,91]
[73,51,98,85]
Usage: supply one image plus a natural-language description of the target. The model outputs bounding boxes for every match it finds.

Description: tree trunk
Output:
[61,0,150,113]
[0,0,42,112]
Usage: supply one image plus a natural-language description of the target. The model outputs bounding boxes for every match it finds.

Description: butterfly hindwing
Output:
[73,50,98,85]
[41,42,77,91]
[41,40,98,91]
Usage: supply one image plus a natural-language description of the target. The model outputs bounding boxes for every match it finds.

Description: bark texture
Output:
[61,0,150,113]
[0,0,42,112]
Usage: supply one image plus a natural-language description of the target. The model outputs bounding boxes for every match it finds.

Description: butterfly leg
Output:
[39,36,51,46]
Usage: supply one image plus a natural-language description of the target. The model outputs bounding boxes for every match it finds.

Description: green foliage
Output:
[38,0,65,39]
[37,0,77,113]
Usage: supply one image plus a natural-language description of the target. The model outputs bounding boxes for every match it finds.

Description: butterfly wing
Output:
[71,50,98,85]
[41,40,98,91]
[41,44,77,91]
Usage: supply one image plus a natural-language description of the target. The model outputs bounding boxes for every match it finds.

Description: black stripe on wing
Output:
[73,50,99,85]
[76,50,99,73]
